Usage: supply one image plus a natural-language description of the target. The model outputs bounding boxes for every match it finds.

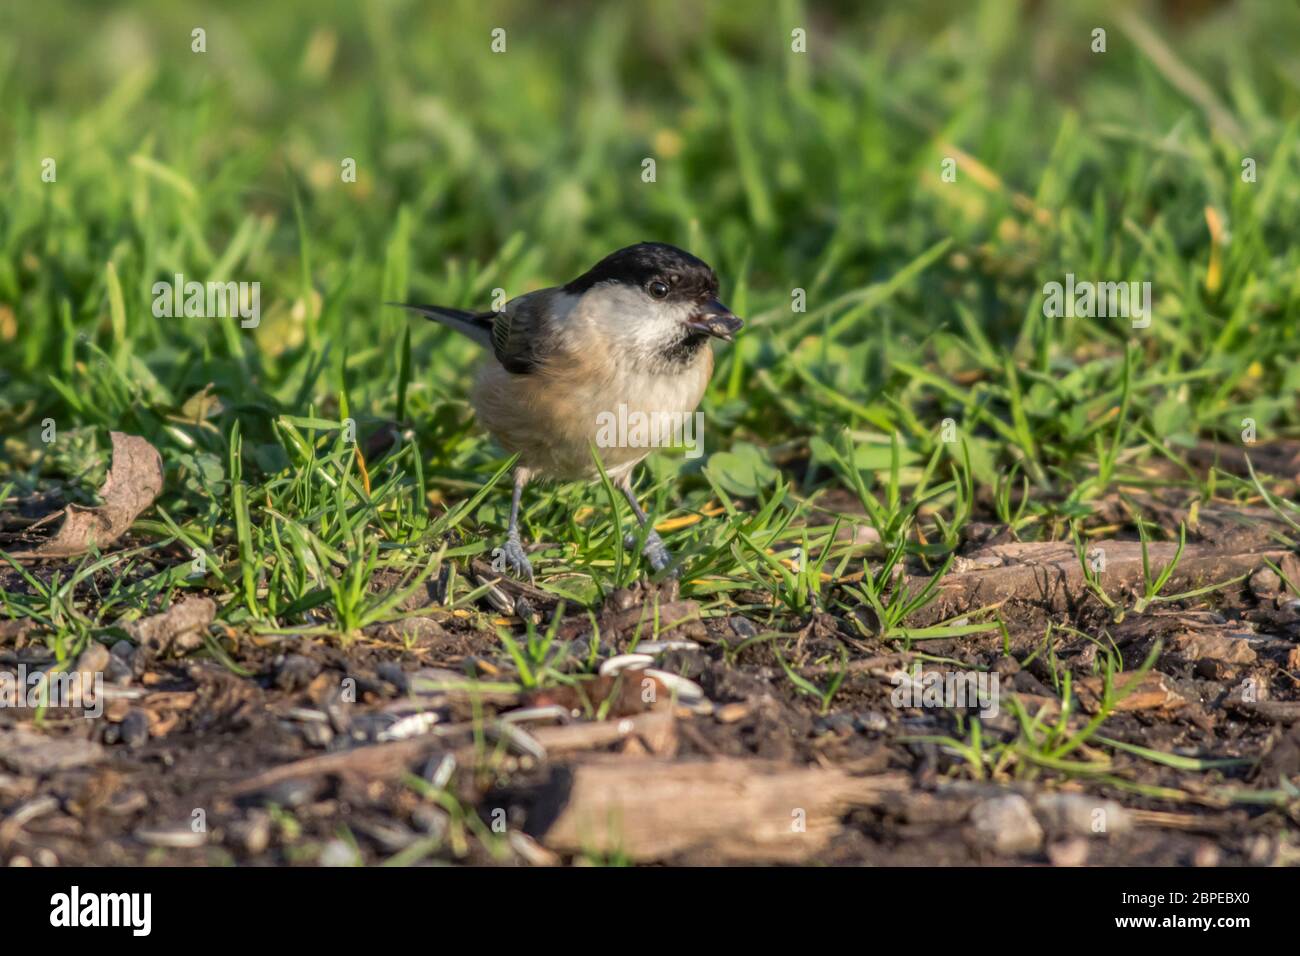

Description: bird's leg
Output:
[620,483,675,576]
[495,468,533,582]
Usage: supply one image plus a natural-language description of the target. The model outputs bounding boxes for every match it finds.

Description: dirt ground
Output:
[3,449,1300,867]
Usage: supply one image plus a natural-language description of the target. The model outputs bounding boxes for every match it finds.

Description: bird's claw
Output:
[495,534,534,583]
[625,529,677,577]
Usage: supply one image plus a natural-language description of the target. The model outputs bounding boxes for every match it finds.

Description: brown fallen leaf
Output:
[7,432,163,561]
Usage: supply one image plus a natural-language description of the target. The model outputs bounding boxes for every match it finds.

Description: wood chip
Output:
[1225,700,1300,724]
[227,711,676,797]
[527,756,909,863]
[1165,631,1256,665]
[0,729,105,774]
[907,539,1290,625]
[1075,671,1190,714]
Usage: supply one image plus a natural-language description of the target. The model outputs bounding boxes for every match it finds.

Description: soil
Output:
[3,465,1300,867]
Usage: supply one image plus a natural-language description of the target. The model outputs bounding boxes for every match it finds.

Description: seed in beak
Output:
[687,299,744,341]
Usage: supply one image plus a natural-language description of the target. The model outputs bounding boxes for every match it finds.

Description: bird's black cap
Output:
[564,242,719,302]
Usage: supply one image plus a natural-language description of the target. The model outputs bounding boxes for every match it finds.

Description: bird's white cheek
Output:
[614,301,686,352]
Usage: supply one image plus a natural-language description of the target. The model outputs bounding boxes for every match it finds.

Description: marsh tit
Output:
[393,242,743,582]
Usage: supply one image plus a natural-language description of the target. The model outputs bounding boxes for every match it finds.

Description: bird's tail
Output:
[387,302,493,348]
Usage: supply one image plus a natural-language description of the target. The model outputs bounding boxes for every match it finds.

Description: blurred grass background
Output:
[2,0,1300,613]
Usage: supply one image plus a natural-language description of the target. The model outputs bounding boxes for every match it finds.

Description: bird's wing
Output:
[391,288,561,374]
[487,289,560,374]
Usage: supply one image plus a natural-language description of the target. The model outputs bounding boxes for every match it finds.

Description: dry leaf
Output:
[8,432,163,561]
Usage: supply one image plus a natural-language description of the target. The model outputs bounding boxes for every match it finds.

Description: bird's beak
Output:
[686,299,744,342]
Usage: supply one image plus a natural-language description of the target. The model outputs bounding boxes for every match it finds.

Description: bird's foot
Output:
[625,529,676,577]
[493,533,534,583]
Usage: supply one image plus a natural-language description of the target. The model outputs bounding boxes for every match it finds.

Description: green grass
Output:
[3,0,1300,655]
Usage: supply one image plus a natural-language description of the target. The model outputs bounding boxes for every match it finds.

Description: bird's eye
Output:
[648,280,670,299]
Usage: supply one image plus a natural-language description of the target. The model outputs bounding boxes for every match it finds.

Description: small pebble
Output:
[376,662,409,694]
[993,655,1020,677]
[105,655,133,685]
[74,641,111,678]
[254,778,323,808]
[970,794,1043,855]
[1047,838,1089,867]
[301,722,333,748]
[608,588,639,612]
[814,713,857,737]
[319,838,358,867]
[1193,842,1220,868]
[1032,793,1130,836]
[715,702,750,724]
[229,812,271,856]
[855,711,888,732]
[412,805,449,838]
[275,654,321,692]
[135,825,206,849]
[1249,566,1281,598]
[729,616,757,639]
[120,710,150,748]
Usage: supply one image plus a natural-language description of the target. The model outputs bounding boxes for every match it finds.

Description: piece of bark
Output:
[1129,808,1239,832]
[530,710,675,757]
[1075,671,1189,714]
[905,540,1290,626]
[6,432,163,561]
[1225,700,1300,724]
[227,711,675,798]
[526,756,910,863]
[227,736,447,798]
[1164,630,1256,665]
[1185,441,1300,483]
[0,729,105,774]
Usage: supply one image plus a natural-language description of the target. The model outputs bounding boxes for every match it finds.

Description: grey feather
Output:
[390,303,494,349]
[488,290,563,374]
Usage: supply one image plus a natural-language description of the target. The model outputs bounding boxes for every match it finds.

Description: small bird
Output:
[394,242,742,582]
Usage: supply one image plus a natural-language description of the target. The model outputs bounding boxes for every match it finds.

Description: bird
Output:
[392,242,743,582]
